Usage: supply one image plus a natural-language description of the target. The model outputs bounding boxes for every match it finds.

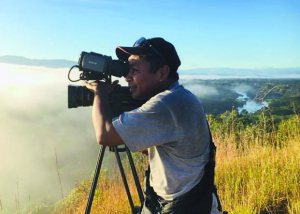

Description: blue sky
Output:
[0,0,299,69]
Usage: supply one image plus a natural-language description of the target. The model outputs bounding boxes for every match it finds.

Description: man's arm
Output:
[84,81,124,146]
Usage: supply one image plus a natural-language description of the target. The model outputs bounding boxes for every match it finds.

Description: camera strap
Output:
[144,165,162,213]
[206,120,223,213]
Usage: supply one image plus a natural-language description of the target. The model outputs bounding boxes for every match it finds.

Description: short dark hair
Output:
[144,55,179,81]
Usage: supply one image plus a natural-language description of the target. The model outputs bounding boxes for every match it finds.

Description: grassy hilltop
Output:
[51,111,300,214]
[16,79,298,214]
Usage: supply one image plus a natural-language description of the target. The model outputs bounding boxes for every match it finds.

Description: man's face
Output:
[125,55,161,100]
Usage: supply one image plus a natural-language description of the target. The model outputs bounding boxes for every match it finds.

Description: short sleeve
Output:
[112,97,176,152]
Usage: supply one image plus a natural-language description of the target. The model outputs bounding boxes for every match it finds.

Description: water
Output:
[237,92,268,113]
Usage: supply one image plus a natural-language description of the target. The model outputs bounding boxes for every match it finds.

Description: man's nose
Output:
[125,70,133,82]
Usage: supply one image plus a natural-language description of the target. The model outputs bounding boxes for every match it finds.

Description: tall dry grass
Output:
[55,113,300,214]
[210,112,300,214]
[54,153,147,214]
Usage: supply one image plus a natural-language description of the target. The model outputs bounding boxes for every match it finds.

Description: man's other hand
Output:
[83,80,119,96]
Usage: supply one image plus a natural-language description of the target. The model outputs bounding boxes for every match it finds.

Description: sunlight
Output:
[0,63,128,87]
[0,62,68,86]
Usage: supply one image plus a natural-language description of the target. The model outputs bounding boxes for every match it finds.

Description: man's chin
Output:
[131,92,145,100]
[131,94,140,100]
[130,91,138,99]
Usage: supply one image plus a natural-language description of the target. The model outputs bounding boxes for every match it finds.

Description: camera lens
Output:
[68,85,94,108]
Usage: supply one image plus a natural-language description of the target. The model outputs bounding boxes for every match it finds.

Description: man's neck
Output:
[154,79,177,96]
[163,79,177,90]
[143,79,177,101]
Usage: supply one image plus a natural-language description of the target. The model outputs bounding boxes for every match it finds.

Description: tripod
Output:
[85,145,145,214]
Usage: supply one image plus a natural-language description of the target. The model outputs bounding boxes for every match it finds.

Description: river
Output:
[236,92,269,113]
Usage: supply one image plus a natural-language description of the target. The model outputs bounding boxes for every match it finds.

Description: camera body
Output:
[68,51,145,115]
[77,51,129,80]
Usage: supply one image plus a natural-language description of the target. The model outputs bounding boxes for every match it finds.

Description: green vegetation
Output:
[182,79,300,116]
[209,111,300,214]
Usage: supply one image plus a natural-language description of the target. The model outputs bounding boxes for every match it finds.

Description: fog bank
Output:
[0,63,120,213]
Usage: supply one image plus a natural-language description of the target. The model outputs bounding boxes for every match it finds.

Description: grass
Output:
[54,113,300,214]
[211,112,300,214]
[54,154,147,214]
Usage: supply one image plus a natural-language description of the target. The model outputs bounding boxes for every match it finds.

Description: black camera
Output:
[75,51,129,80]
[68,51,144,115]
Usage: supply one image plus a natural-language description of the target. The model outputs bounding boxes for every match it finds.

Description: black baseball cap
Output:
[116,37,181,73]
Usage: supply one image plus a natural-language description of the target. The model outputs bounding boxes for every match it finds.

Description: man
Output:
[84,37,222,214]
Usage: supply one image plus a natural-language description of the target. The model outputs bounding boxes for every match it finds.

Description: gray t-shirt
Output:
[112,81,210,200]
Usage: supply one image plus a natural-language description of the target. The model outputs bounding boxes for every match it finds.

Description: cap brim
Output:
[116,46,154,61]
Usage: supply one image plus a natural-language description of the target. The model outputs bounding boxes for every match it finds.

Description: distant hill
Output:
[1,55,300,78]
[0,55,77,68]
[179,67,300,78]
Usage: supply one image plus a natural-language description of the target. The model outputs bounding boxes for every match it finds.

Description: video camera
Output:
[68,51,144,115]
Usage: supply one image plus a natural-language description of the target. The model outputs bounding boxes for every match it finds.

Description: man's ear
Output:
[158,65,170,82]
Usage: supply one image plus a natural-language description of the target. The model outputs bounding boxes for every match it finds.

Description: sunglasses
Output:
[133,37,166,62]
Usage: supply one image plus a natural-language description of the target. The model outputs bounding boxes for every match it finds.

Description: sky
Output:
[0,0,299,69]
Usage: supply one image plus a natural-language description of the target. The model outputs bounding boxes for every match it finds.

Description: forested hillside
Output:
[182,79,300,117]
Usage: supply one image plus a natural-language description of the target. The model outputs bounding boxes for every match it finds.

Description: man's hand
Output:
[82,79,124,147]
[82,80,119,96]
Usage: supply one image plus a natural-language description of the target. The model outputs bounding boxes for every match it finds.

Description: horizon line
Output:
[1,55,300,70]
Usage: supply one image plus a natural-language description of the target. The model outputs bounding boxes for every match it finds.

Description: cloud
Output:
[0,63,109,213]
[232,84,252,93]
[184,84,219,97]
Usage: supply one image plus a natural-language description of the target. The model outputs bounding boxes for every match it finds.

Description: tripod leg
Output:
[113,146,136,214]
[125,147,145,205]
[85,145,106,214]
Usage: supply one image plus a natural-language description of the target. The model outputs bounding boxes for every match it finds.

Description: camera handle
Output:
[85,145,145,214]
